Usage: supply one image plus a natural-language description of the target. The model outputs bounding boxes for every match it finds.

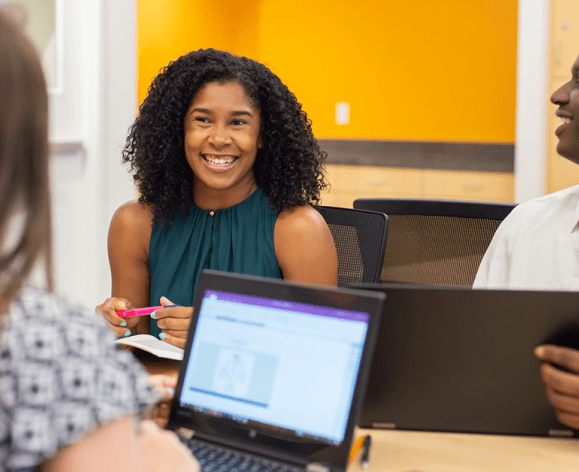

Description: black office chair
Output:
[353,198,516,286]
[317,206,389,287]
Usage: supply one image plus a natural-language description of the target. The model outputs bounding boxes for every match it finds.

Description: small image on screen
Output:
[187,343,278,408]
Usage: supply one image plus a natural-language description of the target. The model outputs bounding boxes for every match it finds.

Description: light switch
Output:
[335,102,350,125]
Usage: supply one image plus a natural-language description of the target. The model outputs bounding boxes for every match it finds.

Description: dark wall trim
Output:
[318,139,514,173]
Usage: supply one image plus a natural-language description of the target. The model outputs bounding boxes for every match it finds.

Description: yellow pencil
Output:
[348,435,365,463]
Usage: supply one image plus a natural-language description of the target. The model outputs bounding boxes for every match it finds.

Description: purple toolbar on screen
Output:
[204,290,369,323]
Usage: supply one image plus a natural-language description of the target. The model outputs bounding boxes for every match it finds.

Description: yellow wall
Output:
[138,0,517,143]
[138,0,260,103]
[138,1,236,103]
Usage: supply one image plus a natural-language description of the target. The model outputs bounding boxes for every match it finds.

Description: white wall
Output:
[49,0,137,307]
[515,0,551,203]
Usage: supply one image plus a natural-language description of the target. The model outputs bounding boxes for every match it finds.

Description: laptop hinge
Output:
[371,422,396,429]
[306,463,330,472]
[548,429,574,438]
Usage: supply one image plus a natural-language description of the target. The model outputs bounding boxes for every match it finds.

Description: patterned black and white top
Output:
[0,286,158,471]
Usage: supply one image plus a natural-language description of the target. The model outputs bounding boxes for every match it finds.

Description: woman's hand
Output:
[96,297,140,337]
[535,344,579,429]
[152,296,193,348]
[148,374,178,429]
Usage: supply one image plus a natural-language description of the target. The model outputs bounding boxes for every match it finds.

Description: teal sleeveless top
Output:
[148,188,282,337]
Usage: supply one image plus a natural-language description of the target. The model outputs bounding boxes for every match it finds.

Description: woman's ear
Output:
[258,136,263,149]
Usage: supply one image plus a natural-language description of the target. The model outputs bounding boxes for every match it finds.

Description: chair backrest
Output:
[317,206,389,287]
[353,198,516,286]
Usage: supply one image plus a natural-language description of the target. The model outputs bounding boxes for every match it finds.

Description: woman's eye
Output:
[232,119,246,126]
[195,116,210,123]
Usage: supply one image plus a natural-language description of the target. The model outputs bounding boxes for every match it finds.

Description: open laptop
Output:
[167,270,385,471]
[354,283,579,437]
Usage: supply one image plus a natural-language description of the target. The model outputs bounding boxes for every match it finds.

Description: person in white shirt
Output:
[474,54,579,430]
[473,186,579,290]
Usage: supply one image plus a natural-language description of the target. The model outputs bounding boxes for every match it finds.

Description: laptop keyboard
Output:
[184,437,305,472]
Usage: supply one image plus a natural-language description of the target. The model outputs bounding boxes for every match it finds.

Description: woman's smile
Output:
[202,153,238,167]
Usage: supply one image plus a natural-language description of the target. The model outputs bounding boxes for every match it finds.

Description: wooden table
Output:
[135,351,579,471]
[347,428,579,472]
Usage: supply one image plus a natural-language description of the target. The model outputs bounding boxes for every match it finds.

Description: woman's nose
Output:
[208,125,232,147]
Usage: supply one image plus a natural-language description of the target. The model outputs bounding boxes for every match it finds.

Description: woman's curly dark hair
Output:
[124,48,328,226]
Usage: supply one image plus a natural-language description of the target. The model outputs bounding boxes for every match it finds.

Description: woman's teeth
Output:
[204,155,235,165]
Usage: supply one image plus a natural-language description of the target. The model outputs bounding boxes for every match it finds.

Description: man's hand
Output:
[535,344,579,429]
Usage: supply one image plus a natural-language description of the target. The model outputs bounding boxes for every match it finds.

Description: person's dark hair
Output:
[0,9,52,303]
[124,48,328,226]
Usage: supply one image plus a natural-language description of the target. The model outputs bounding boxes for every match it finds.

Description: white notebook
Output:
[116,334,184,360]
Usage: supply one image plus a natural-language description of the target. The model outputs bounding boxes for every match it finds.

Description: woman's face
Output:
[183,81,262,208]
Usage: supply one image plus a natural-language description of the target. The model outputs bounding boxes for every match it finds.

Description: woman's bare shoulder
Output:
[274,205,338,286]
[110,200,154,233]
[108,200,155,253]
[113,200,153,225]
[275,204,327,231]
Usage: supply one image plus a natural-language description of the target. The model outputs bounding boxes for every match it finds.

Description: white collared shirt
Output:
[473,185,579,290]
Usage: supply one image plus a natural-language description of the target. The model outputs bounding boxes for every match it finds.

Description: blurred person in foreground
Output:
[0,8,198,471]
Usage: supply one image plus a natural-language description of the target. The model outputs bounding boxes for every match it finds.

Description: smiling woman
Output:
[96,49,338,349]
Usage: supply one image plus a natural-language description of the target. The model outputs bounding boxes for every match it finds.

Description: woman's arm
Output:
[96,201,154,335]
[39,417,199,472]
[274,205,338,286]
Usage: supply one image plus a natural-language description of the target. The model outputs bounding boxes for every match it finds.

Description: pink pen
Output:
[117,305,179,318]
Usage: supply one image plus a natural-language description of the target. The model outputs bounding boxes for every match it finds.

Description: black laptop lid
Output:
[168,270,385,469]
[355,283,579,437]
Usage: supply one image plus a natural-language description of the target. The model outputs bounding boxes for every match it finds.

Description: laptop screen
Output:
[177,289,370,445]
